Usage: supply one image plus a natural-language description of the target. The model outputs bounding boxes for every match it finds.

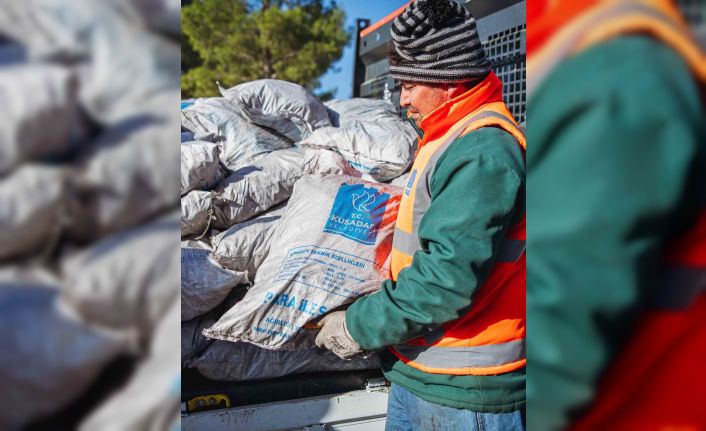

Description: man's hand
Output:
[314,311,363,359]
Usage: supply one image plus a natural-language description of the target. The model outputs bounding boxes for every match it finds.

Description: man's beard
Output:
[408,110,423,122]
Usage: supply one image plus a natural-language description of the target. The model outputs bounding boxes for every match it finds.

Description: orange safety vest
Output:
[388,72,527,376]
[528,0,706,99]
[529,1,706,429]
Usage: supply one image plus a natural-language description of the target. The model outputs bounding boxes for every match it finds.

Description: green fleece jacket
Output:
[526,36,705,430]
[345,124,526,413]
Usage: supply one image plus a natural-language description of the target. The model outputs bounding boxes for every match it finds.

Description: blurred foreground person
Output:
[316,0,527,429]
[527,0,705,429]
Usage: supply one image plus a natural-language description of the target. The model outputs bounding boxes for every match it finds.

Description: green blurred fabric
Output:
[526,35,706,430]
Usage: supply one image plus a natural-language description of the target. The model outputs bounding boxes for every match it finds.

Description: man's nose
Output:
[400,89,410,108]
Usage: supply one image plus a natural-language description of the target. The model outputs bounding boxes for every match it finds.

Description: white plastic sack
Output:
[0,164,68,261]
[181,130,215,143]
[182,286,248,369]
[0,63,78,175]
[0,263,61,287]
[193,342,381,382]
[66,114,180,242]
[389,170,412,187]
[182,313,216,368]
[0,43,26,65]
[181,237,212,250]
[0,286,130,430]
[82,32,180,125]
[79,299,180,431]
[181,141,223,195]
[181,243,247,321]
[213,148,357,230]
[298,119,417,182]
[59,212,180,342]
[181,190,213,238]
[325,98,397,128]
[219,79,331,142]
[204,174,401,349]
[0,1,83,59]
[181,98,292,171]
[211,204,286,281]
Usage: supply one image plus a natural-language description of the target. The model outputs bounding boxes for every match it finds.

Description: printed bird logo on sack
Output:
[352,191,376,212]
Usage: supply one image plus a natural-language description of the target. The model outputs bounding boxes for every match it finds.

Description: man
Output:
[315,0,526,429]
[526,0,705,429]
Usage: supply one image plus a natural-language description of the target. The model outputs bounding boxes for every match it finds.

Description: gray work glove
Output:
[314,311,363,359]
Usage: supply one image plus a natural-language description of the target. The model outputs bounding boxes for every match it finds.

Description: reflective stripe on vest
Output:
[388,103,526,375]
[528,0,706,100]
[393,339,526,371]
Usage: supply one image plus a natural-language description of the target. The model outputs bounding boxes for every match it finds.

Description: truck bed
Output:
[182,368,389,430]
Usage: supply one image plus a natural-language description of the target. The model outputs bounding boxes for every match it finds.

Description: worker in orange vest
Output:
[316,0,526,429]
[526,0,706,429]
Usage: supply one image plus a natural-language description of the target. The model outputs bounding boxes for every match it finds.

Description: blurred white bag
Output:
[0,1,84,59]
[67,114,180,242]
[0,0,179,125]
[0,263,61,286]
[79,298,180,431]
[110,0,181,36]
[0,286,130,430]
[0,63,78,175]
[219,79,331,142]
[59,212,180,343]
[0,164,68,260]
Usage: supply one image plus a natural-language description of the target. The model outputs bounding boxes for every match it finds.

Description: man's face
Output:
[399,81,452,123]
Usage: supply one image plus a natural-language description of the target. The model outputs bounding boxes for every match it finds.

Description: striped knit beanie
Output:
[389,0,490,84]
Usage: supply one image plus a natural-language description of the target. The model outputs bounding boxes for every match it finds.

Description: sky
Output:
[318,0,410,100]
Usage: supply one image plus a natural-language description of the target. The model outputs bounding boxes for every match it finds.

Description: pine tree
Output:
[182,0,350,98]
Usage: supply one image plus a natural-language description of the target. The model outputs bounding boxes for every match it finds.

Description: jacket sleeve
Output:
[525,37,705,430]
[345,127,525,350]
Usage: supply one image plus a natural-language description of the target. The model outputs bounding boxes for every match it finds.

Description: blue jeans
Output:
[385,383,525,431]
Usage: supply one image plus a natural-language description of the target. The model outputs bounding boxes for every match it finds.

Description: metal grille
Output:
[677,0,704,27]
[482,24,526,125]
